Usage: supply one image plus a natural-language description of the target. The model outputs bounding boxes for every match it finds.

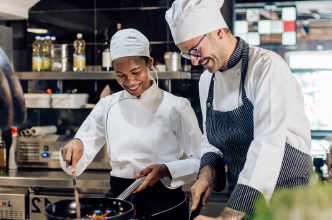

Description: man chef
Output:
[165,0,313,219]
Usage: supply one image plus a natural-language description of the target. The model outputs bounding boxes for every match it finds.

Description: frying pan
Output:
[44,197,133,220]
[44,177,146,220]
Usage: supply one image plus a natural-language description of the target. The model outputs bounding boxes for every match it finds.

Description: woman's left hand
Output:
[134,164,171,193]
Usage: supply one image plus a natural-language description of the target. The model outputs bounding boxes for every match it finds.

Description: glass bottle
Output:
[51,36,58,44]
[32,35,42,72]
[102,28,112,71]
[73,33,86,72]
[42,35,53,71]
[0,129,6,174]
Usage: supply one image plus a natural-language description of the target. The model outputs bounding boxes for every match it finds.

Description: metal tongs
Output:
[117,176,146,200]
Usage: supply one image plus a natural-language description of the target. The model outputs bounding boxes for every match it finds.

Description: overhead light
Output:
[27,28,48,34]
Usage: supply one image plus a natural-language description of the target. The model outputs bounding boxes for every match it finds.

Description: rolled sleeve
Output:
[226,184,264,214]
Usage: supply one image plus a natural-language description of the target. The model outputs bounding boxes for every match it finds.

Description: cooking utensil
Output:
[45,197,133,220]
[0,47,26,129]
[44,177,146,220]
[188,194,204,220]
[117,176,146,200]
[72,171,81,219]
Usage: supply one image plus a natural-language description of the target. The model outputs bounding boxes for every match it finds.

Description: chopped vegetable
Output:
[85,212,109,219]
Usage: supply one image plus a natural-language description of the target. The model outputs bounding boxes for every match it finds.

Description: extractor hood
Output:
[0,0,40,20]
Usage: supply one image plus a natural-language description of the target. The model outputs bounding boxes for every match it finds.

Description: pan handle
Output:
[117,176,146,200]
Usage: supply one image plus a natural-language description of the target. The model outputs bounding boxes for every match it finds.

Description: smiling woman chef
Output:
[60,29,202,220]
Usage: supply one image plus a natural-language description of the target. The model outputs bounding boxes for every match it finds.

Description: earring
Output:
[220,36,223,39]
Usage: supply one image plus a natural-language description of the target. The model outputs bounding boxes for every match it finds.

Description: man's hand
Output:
[60,139,84,173]
[191,165,215,210]
[194,207,245,220]
[134,164,171,193]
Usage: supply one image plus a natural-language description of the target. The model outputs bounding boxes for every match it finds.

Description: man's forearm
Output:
[199,165,215,179]
[220,207,245,220]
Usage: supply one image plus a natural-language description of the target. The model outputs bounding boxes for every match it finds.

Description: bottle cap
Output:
[77,33,83,39]
[47,89,52,94]
[10,127,18,134]
[36,35,41,39]
[41,36,45,40]
[45,35,51,39]
[51,36,56,40]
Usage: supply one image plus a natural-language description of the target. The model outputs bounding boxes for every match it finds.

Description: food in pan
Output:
[86,212,109,219]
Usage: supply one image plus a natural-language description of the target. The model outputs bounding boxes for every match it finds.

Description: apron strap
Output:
[206,38,250,109]
[240,40,250,103]
[206,73,215,109]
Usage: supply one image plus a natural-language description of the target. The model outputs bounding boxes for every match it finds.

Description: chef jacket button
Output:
[207,103,211,107]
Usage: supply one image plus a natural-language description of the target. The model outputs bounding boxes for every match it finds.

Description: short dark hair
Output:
[139,56,149,64]
[223,28,231,35]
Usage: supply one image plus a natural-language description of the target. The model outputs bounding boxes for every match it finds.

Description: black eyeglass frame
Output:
[180,34,207,60]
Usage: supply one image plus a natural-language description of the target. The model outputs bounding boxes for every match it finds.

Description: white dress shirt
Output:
[60,81,202,188]
[199,45,311,202]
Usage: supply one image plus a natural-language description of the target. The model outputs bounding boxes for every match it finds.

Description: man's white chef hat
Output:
[165,0,228,45]
[111,29,150,61]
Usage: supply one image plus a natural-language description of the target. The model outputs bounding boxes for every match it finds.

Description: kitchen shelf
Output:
[17,71,192,80]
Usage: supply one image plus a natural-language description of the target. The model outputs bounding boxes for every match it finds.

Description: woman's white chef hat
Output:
[111,29,150,61]
[165,0,228,45]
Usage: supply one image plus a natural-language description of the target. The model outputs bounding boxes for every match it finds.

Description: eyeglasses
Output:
[180,34,207,60]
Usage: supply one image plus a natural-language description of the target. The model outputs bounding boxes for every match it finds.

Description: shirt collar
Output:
[226,37,243,70]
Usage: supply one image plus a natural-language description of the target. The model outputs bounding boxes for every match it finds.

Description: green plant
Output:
[254,180,332,220]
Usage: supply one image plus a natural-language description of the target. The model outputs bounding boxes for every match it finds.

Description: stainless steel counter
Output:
[0,170,111,190]
[0,170,229,219]
[17,71,192,80]
[0,169,228,193]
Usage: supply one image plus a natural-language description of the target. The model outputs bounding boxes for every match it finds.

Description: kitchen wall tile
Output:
[28,11,95,44]
[96,9,168,42]
[96,0,170,9]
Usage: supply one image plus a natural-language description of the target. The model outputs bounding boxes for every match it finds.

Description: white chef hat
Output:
[165,0,228,45]
[111,29,150,61]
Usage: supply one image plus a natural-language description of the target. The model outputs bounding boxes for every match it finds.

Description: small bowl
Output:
[155,64,166,72]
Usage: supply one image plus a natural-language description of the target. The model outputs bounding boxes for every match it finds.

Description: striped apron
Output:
[205,40,313,205]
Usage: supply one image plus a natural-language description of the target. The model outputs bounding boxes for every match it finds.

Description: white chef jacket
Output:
[60,81,202,188]
[199,45,311,202]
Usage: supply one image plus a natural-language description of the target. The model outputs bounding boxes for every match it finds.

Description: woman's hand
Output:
[134,164,172,193]
[60,139,84,173]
